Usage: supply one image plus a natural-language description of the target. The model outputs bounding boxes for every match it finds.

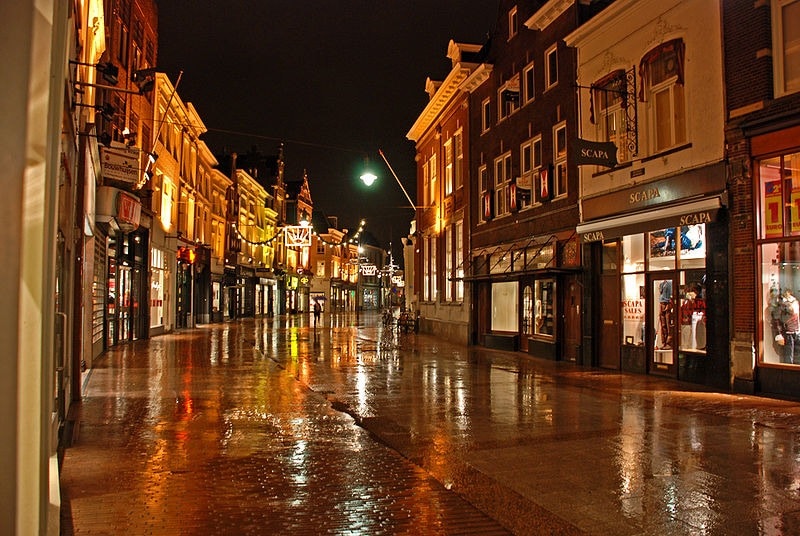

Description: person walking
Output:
[313,300,322,327]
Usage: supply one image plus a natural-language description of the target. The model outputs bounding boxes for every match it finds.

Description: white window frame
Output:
[428,153,438,206]
[455,221,464,301]
[479,164,489,223]
[454,130,464,190]
[520,136,541,210]
[523,62,535,104]
[482,98,491,133]
[545,44,558,89]
[508,6,518,40]
[494,152,512,217]
[444,137,454,196]
[772,0,800,97]
[445,225,453,302]
[553,122,567,198]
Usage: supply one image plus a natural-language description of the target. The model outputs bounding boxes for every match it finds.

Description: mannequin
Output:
[781,290,800,364]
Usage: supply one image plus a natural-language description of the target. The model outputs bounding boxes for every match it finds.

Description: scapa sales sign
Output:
[101,145,141,184]
[574,138,617,168]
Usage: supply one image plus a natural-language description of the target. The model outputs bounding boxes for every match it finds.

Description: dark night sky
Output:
[156,1,499,261]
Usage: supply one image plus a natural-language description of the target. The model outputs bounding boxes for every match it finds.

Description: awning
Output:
[577,196,724,243]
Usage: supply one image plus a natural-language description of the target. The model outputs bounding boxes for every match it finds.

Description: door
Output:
[650,274,677,376]
[599,272,621,368]
[118,265,132,341]
[562,276,582,362]
[599,241,621,369]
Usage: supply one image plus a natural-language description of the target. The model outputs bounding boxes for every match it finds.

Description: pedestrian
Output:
[313,300,322,327]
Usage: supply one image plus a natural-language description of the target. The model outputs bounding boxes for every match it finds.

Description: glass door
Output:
[650,274,677,376]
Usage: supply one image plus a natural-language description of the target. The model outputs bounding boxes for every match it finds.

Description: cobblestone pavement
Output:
[59,316,511,535]
[62,312,800,535]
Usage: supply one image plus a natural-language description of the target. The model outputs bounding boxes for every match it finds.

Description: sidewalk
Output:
[62,313,800,535]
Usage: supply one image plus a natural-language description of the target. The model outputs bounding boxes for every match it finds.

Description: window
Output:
[759,152,800,239]
[160,175,174,231]
[479,164,490,222]
[455,221,464,301]
[482,98,491,132]
[444,138,454,196]
[523,62,535,104]
[498,75,520,120]
[316,260,325,277]
[553,123,567,197]
[593,70,628,164]
[519,137,541,209]
[494,152,512,216]
[545,44,558,89]
[508,6,518,40]
[454,131,464,190]
[428,153,438,205]
[429,236,437,302]
[772,0,800,96]
[640,39,686,152]
[445,225,453,302]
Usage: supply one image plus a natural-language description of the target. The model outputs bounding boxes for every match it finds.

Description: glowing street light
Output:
[359,149,416,211]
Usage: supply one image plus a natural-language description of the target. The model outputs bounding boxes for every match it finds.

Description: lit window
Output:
[553,123,567,197]
[639,39,687,152]
[593,70,629,164]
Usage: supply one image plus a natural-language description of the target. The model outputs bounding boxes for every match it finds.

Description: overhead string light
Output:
[231,220,366,247]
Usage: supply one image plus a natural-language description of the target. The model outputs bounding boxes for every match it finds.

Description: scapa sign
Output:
[574,139,618,168]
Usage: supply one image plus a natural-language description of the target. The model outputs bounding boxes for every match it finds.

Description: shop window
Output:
[759,152,800,238]
[533,279,555,337]
[622,273,645,346]
[678,271,706,354]
[760,242,800,365]
[648,224,706,270]
[622,234,645,273]
[491,281,518,332]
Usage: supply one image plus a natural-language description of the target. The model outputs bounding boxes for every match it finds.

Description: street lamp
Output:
[360,149,416,212]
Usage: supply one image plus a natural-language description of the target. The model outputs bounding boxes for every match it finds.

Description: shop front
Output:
[578,165,729,388]
[751,126,800,397]
[469,234,582,360]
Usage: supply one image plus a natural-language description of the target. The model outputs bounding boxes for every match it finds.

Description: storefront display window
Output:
[619,230,706,357]
[622,273,645,345]
[758,151,800,366]
[761,242,800,365]
[491,281,518,332]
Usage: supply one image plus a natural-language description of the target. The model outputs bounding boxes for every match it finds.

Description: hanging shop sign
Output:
[574,138,618,167]
[101,145,141,184]
[96,186,141,232]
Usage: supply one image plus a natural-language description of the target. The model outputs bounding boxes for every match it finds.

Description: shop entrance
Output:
[649,273,677,376]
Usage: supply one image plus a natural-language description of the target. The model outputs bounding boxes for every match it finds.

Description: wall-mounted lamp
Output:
[74,101,116,121]
[131,67,156,94]
[69,60,119,85]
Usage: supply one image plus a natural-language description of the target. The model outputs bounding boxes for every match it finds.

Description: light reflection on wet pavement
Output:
[62,312,800,535]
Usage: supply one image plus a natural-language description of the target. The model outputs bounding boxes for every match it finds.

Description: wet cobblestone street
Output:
[61,312,800,535]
